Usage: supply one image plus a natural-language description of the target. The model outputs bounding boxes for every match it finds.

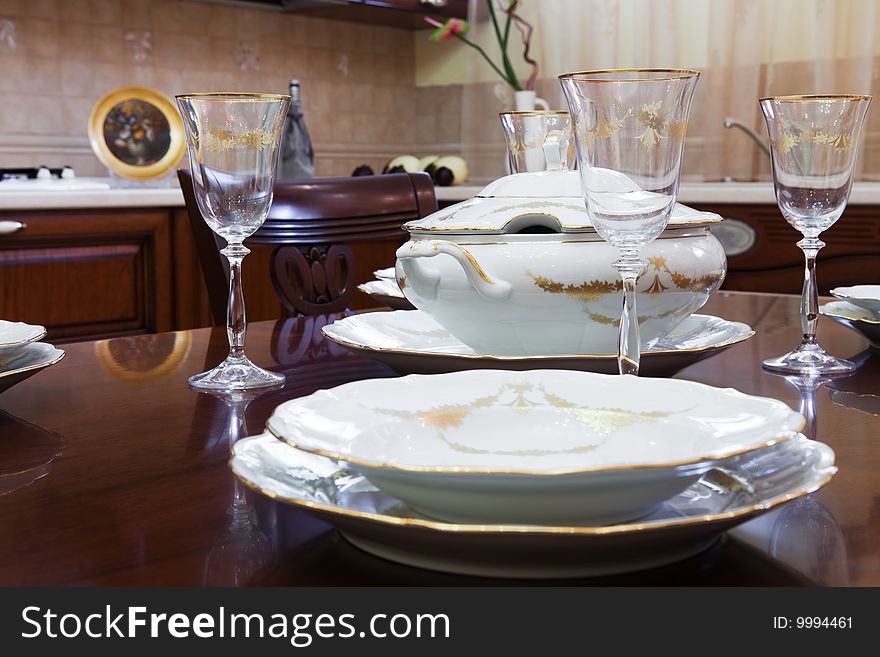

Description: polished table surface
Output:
[1,291,878,586]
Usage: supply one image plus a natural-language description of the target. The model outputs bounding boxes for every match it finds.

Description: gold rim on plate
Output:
[88,86,185,181]
[265,418,803,478]
[830,288,880,304]
[821,303,880,325]
[0,349,65,379]
[0,327,46,348]
[230,441,835,536]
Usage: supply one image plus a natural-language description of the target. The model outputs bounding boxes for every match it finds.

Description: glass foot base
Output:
[762,342,856,375]
[189,355,285,391]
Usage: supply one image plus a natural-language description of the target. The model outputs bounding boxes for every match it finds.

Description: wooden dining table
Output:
[0,290,878,586]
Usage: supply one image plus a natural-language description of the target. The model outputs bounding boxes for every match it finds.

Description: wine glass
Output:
[560,69,700,375]
[176,93,290,390]
[499,111,574,173]
[760,94,872,375]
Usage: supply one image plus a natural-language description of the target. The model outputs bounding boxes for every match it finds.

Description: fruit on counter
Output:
[418,155,439,171]
[382,155,421,174]
[375,154,469,185]
[429,155,468,186]
[351,164,375,176]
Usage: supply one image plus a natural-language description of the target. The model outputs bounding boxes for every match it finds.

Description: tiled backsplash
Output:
[0,0,451,178]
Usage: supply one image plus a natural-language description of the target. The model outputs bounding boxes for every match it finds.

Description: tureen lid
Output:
[404,170,722,234]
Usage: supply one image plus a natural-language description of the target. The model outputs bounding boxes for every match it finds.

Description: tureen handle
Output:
[396,240,512,302]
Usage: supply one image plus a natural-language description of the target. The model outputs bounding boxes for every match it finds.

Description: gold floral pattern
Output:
[530,274,621,302]
[203,126,274,152]
[527,260,723,327]
[375,382,671,456]
[581,98,688,150]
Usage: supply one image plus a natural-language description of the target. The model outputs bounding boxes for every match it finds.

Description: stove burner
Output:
[0,166,75,181]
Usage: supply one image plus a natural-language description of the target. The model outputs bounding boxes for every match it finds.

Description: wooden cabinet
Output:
[0,206,403,343]
[690,203,880,294]
[0,209,178,341]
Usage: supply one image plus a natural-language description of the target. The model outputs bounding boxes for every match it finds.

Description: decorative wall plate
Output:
[88,86,185,180]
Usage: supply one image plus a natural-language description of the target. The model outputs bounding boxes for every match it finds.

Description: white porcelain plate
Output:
[0,342,65,395]
[266,369,804,524]
[830,285,880,316]
[821,300,880,349]
[232,433,835,578]
[0,320,46,355]
[357,280,413,311]
[373,268,396,281]
[322,310,754,377]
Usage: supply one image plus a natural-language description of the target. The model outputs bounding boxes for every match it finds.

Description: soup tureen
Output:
[396,170,727,356]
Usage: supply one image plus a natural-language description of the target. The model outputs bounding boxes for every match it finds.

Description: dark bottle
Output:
[278,80,315,180]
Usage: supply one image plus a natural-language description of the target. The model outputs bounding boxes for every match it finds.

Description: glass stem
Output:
[614,250,645,376]
[797,237,824,346]
[222,242,250,360]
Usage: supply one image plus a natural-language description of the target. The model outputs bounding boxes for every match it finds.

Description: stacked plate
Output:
[0,320,65,396]
[233,369,836,577]
[358,267,414,311]
[823,286,880,349]
[323,310,753,377]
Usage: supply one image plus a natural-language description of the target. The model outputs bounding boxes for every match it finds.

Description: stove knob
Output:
[36,166,51,180]
[61,166,75,179]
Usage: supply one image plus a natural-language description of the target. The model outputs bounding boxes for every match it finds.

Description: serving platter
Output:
[266,369,804,524]
[830,285,880,316]
[0,343,65,395]
[232,433,836,578]
[357,280,414,311]
[0,320,46,355]
[322,310,754,376]
[821,301,880,350]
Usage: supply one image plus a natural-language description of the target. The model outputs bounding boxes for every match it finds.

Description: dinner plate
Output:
[830,285,880,316]
[266,369,804,524]
[0,342,65,395]
[821,301,880,350]
[357,280,414,311]
[0,320,46,355]
[322,310,754,376]
[231,433,836,578]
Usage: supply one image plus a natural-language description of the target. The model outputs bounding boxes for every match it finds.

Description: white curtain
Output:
[460,0,880,182]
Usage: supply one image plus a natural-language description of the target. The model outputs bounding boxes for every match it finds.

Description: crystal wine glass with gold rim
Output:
[760,94,872,375]
[560,68,701,375]
[176,92,289,390]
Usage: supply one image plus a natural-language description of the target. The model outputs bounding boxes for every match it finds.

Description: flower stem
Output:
[452,32,512,87]
[487,0,522,90]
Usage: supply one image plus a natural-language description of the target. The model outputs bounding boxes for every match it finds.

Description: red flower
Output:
[426,17,469,42]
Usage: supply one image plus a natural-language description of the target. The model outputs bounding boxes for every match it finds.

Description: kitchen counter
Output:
[0,180,184,211]
[437,181,880,206]
[5,179,880,210]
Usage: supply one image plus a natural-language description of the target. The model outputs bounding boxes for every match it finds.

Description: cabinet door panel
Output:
[689,202,880,294]
[0,210,173,341]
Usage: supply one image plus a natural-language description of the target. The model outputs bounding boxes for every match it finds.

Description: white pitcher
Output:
[514,90,549,111]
